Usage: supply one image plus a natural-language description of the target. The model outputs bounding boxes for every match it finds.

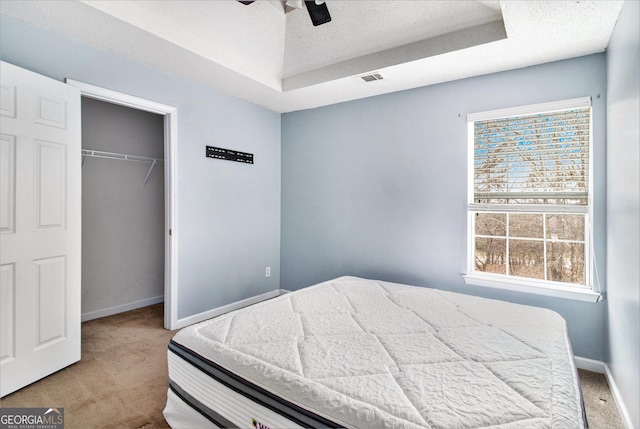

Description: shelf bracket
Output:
[143,160,157,186]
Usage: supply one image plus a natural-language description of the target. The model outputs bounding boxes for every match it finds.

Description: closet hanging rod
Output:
[82,149,163,186]
[81,149,163,164]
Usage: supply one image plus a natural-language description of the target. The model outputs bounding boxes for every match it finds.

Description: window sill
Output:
[463,274,603,303]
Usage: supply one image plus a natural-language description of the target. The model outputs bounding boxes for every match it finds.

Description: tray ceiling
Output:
[0,0,624,112]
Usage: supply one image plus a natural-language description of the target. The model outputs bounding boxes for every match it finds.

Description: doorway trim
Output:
[67,79,179,330]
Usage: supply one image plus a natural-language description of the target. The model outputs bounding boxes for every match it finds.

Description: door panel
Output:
[0,61,81,397]
[35,140,67,229]
[0,134,16,233]
[35,256,67,347]
[0,82,17,118]
[34,93,67,129]
[0,263,15,364]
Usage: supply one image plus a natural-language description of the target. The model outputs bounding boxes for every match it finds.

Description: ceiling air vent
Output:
[352,72,385,84]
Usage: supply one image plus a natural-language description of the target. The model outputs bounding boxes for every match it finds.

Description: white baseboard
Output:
[173,289,284,330]
[574,356,634,429]
[82,295,164,322]
[604,365,635,429]
[574,356,606,373]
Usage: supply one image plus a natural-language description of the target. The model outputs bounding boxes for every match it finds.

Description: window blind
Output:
[472,107,591,210]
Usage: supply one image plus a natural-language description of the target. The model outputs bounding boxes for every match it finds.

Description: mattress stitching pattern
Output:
[171,276,584,429]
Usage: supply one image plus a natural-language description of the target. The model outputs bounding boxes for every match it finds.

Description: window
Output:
[465,97,600,302]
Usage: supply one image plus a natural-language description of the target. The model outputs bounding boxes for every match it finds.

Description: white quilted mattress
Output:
[166,276,585,428]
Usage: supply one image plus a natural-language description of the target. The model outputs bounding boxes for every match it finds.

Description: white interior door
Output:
[0,61,81,397]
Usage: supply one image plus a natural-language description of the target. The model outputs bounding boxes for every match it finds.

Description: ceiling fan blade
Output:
[285,0,304,10]
[305,1,331,26]
[238,0,331,27]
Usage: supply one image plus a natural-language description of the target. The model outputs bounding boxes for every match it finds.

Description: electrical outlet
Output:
[265,266,271,277]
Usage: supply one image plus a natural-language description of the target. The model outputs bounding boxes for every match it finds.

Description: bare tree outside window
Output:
[470,103,590,288]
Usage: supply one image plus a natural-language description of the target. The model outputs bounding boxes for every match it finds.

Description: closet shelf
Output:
[82,149,164,185]
[81,149,163,164]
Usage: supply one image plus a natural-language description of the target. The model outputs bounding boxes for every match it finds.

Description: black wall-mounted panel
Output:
[206,146,254,164]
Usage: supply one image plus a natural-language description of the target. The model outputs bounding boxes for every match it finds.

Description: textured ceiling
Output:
[282,1,502,77]
[0,0,624,113]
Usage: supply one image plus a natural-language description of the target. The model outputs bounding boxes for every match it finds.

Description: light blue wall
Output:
[282,54,608,360]
[606,0,640,427]
[0,16,281,320]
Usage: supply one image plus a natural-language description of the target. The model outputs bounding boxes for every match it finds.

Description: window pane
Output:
[475,238,506,274]
[509,239,544,280]
[475,213,506,236]
[546,214,585,241]
[547,242,585,285]
[509,214,543,238]
[474,107,590,204]
[470,101,592,291]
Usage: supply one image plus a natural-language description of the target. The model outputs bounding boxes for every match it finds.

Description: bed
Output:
[164,276,587,428]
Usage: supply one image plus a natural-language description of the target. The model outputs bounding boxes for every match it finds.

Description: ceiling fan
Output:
[238,0,332,26]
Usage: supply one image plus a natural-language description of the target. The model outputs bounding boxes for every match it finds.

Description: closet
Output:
[81,97,165,321]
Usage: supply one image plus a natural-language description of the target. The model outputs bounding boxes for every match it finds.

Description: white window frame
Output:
[463,97,602,303]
